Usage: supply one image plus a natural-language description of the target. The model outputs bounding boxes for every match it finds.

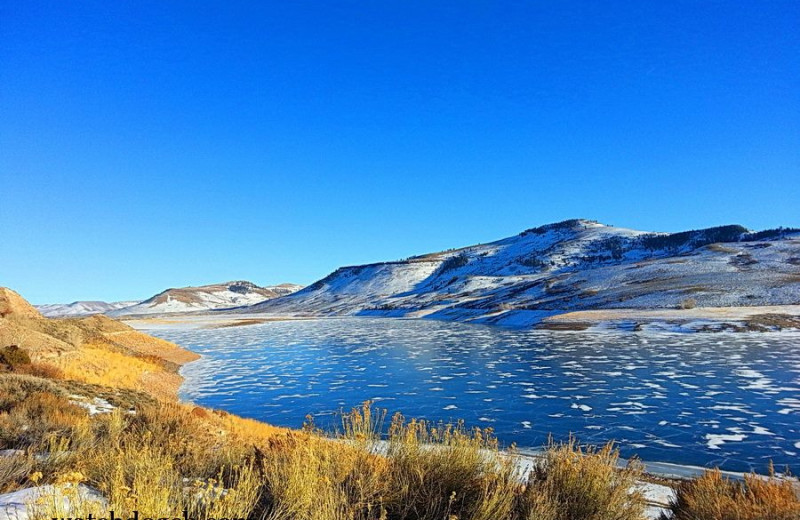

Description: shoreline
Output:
[121,303,800,334]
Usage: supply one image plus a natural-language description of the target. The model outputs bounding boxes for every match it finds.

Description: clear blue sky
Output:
[1,1,798,304]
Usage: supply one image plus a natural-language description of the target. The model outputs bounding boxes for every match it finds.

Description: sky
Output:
[1,1,798,304]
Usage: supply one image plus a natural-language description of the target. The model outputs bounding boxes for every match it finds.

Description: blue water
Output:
[145,317,800,473]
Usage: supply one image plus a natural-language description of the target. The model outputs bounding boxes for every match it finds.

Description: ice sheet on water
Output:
[149,317,800,473]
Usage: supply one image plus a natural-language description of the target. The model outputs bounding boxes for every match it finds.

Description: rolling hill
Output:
[37,300,140,318]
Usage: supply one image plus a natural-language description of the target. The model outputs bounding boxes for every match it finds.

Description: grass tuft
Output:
[522,437,645,520]
[663,467,800,520]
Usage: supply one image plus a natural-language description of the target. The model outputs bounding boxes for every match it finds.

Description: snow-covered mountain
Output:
[108,281,303,317]
[243,220,800,325]
[267,283,306,296]
[37,300,140,318]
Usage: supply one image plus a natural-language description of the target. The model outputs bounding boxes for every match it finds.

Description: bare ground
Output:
[539,305,800,331]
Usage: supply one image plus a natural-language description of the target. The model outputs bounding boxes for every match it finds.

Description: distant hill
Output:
[243,219,800,326]
[37,300,139,318]
[109,280,303,316]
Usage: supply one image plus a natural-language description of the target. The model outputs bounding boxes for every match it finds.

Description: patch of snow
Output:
[69,397,116,415]
[0,485,105,520]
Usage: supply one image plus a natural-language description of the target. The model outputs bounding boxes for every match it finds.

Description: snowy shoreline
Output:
[124,305,800,334]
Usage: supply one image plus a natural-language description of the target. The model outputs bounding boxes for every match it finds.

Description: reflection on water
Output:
[146,317,800,473]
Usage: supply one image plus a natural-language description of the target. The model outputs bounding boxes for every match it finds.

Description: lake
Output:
[142,317,800,473]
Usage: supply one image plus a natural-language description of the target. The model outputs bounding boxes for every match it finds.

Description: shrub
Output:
[385,412,519,520]
[743,227,800,241]
[123,401,252,478]
[640,225,748,251]
[0,345,31,368]
[14,362,65,379]
[259,433,390,520]
[0,384,699,520]
[27,470,108,520]
[520,255,548,269]
[260,403,521,520]
[521,220,598,236]
[438,253,470,274]
[663,468,800,520]
[33,436,261,520]
[520,438,645,520]
[0,373,66,411]
[0,450,35,493]
[0,390,90,447]
[262,404,650,520]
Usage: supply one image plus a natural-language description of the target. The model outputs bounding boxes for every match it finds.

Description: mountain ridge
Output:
[241,219,800,326]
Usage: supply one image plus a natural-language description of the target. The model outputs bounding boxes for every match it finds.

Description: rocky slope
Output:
[0,287,197,399]
[243,220,800,326]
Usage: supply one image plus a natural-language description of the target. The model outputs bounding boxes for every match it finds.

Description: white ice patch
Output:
[705,433,747,450]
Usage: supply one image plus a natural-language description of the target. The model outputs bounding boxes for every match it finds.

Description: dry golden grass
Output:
[3,385,653,520]
[214,407,292,443]
[257,403,646,520]
[384,412,519,520]
[1,289,197,375]
[27,472,108,520]
[0,451,36,493]
[29,430,262,520]
[0,388,90,447]
[7,381,792,520]
[56,344,182,399]
[105,329,200,364]
[523,438,645,520]
[664,468,800,520]
[0,376,270,519]
[0,319,76,359]
[12,362,65,379]
[86,433,260,520]
[259,433,392,520]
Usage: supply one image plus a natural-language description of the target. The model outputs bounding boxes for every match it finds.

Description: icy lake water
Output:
[146,317,800,473]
